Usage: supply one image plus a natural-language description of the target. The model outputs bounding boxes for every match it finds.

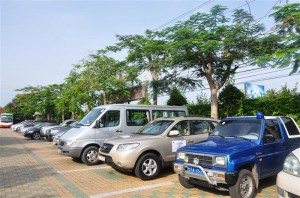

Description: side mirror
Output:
[95,120,101,128]
[169,130,180,136]
[264,134,275,143]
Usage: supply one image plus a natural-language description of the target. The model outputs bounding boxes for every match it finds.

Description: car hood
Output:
[104,134,161,145]
[179,136,258,155]
[60,126,87,140]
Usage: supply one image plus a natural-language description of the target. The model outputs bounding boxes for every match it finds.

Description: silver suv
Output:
[98,117,218,180]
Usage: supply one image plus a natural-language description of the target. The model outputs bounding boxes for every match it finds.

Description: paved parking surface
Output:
[0,128,278,198]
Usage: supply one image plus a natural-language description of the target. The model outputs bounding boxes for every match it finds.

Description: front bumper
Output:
[277,171,300,198]
[24,132,33,138]
[98,149,139,170]
[174,162,236,186]
[58,145,82,158]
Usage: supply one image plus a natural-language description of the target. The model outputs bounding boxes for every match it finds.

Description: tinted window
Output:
[126,110,150,126]
[191,120,213,135]
[152,110,186,119]
[281,117,300,136]
[265,119,281,140]
[101,111,120,128]
[172,121,190,136]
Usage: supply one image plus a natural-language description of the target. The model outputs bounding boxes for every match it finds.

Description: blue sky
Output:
[1,0,299,106]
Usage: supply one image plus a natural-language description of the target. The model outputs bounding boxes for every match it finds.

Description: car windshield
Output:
[70,121,78,127]
[134,120,174,135]
[211,119,262,140]
[78,108,104,126]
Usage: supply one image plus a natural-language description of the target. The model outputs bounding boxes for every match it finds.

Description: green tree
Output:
[255,3,300,73]
[105,30,168,105]
[165,5,264,119]
[219,84,245,116]
[167,88,188,106]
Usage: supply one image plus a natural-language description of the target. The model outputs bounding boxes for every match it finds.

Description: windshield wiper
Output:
[210,134,225,138]
[225,136,250,140]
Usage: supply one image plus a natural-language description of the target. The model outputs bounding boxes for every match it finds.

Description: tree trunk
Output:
[61,111,65,121]
[71,111,75,119]
[210,88,219,119]
[150,69,159,105]
[102,92,107,105]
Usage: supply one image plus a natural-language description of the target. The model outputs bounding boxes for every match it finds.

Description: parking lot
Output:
[0,128,278,198]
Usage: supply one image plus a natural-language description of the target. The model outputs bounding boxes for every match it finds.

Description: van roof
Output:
[93,104,188,110]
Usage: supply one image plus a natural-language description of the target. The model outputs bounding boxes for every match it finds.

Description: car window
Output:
[101,110,120,128]
[281,117,300,136]
[172,120,190,136]
[152,110,186,119]
[265,119,282,140]
[126,110,150,126]
[191,120,212,135]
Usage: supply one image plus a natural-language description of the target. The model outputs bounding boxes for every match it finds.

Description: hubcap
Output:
[142,158,157,176]
[239,175,254,198]
[33,133,40,139]
[87,150,98,163]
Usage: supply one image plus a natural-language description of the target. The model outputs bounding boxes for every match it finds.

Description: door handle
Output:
[115,130,123,133]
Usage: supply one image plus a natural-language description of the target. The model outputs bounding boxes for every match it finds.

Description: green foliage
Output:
[187,94,211,117]
[138,94,151,105]
[166,88,188,106]
[164,5,264,118]
[219,84,245,116]
[255,3,300,73]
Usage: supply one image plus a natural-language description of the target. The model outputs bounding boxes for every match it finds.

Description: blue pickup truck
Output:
[173,113,300,198]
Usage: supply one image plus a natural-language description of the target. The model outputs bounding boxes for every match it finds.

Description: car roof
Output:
[154,116,219,122]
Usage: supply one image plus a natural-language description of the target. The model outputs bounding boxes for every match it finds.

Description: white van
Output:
[58,104,188,165]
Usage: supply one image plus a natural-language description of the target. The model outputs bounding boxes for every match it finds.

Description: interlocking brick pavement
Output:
[0,128,278,198]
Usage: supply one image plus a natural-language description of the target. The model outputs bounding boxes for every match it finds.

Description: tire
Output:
[31,132,40,140]
[134,153,161,180]
[81,146,100,166]
[178,175,194,188]
[229,169,256,198]
[46,135,52,142]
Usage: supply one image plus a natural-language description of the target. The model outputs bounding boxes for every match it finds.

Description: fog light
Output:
[215,173,225,178]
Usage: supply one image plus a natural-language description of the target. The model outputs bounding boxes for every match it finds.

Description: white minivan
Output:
[58,104,188,165]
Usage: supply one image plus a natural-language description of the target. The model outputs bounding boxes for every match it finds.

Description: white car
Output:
[277,148,300,198]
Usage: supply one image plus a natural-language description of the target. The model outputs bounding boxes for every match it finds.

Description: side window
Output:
[265,119,281,140]
[172,121,189,136]
[281,117,300,136]
[126,110,150,126]
[102,111,120,127]
[191,120,212,135]
[152,110,186,119]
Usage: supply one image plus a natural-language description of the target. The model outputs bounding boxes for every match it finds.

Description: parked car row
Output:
[10,105,300,198]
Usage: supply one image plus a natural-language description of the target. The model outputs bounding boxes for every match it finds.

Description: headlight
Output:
[28,130,34,133]
[66,140,77,146]
[177,152,186,160]
[283,153,300,177]
[117,143,139,151]
[215,156,226,166]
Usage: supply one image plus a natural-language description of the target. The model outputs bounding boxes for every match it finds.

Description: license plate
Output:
[186,166,203,175]
[98,155,105,162]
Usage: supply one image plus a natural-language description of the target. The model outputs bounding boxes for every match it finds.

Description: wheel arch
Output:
[80,143,100,158]
[238,163,259,189]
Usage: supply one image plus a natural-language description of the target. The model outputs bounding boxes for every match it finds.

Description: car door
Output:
[95,110,121,141]
[258,118,287,178]
[164,120,197,162]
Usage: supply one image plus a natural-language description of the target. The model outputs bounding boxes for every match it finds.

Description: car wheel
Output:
[81,146,100,166]
[229,169,256,198]
[134,153,161,180]
[32,132,40,140]
[178,175,194,188]
[46,135,52,142]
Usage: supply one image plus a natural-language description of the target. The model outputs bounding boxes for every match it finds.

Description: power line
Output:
[153,0,215,31]
[254,0,282,23]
